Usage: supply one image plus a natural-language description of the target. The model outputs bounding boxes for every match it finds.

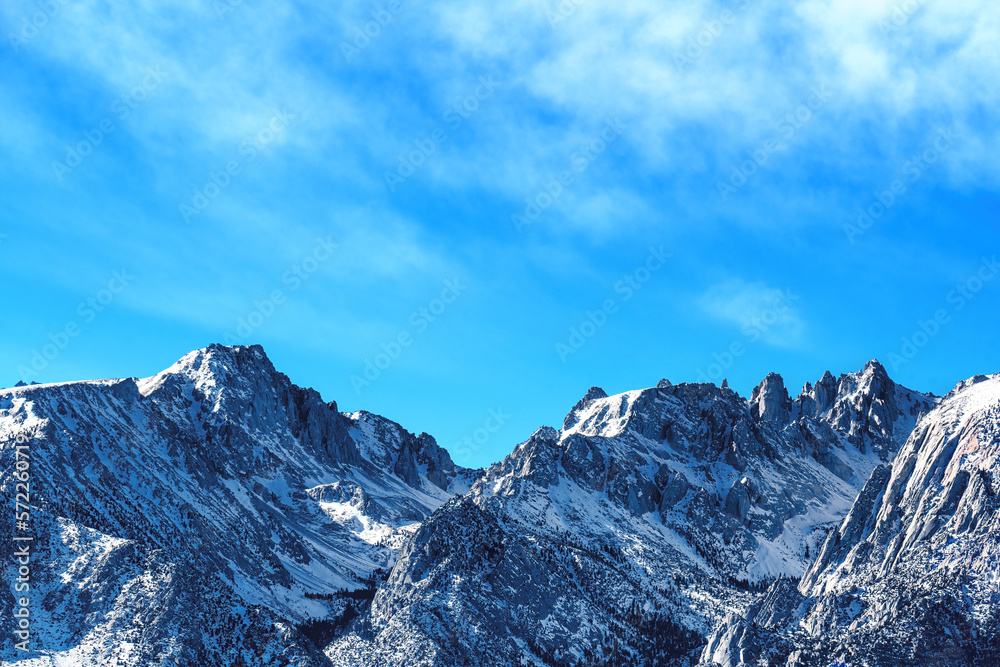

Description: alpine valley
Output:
[2,344,997,667]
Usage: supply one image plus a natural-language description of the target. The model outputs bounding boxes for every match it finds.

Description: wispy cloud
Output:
[699,279,806,348]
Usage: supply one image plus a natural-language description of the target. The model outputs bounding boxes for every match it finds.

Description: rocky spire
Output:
[813,370,838,413]
[750,372,792,424]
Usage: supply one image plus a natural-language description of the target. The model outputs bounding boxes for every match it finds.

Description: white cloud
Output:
[699,279,806,347]
[3,0,998,238]
[421,0,1000,190]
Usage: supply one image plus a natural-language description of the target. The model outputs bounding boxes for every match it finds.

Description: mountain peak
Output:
[138,344,283,403]
[562,385,610,430]
[0,343,485,666]
[793,359,937,456]
[943,372,995,401]
[581,385,609,402]
[863,358,888,376]
[173,343,275,378]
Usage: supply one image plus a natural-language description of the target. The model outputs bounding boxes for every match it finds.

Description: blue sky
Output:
[2,0,998,468]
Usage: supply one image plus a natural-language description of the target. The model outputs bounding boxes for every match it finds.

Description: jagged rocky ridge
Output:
[5,346,974,667]
[327,361,936,666]
[0,345,477,666]
[701,373,1000,667]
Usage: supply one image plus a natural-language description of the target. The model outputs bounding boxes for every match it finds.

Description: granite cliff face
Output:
[702,373,1000,667]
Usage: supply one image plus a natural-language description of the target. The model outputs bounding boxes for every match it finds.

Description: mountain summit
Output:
[0,344,477,665]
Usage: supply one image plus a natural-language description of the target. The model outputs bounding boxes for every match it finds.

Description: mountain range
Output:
[2,344,996,667]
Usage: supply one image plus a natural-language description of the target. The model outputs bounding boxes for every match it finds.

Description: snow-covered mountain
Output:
[0,344,477,666]
[702,373,1000,667]
[327,361,936,667]
[12,345,987,667]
